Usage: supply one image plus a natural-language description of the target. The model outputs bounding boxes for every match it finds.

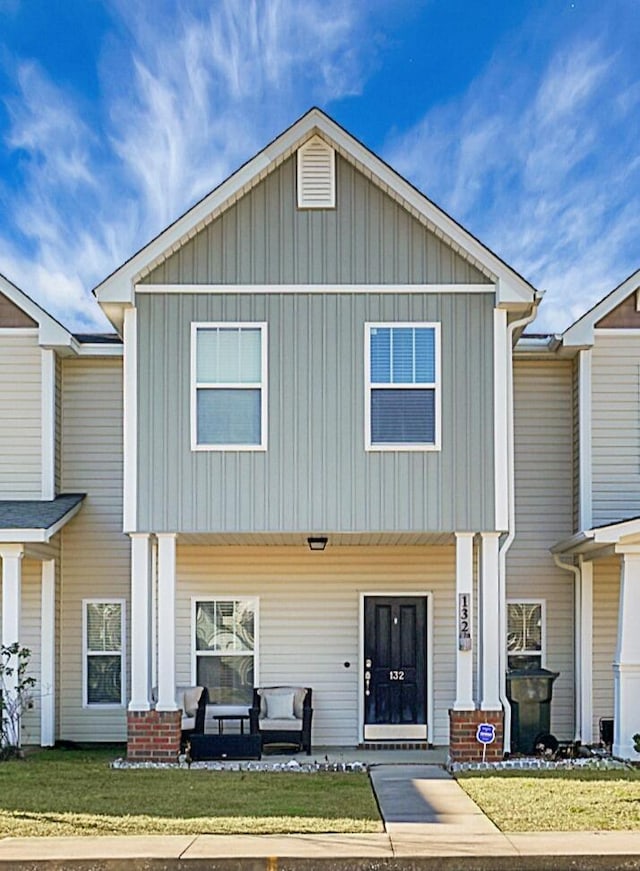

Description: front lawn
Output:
[457,768,640,831]
[0,748,382,837]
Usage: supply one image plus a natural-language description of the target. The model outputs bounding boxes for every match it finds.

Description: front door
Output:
[363,596,427,740]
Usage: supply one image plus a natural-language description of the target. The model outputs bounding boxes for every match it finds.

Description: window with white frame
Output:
[83,600,125,706]
[507,600,545,671]
[194,599,257,705]
[191,323,267,450]
[365,323,440,449]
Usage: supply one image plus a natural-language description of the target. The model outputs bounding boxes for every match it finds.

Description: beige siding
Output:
[19,560,42,745]
[55,355,62,495]
[572,357,580,533]
[177,544,456,746]
[592,557,619,738]
[0,332,41,498]
[592,333,640,526]
[59,357,129,741]
[509,359,575,738]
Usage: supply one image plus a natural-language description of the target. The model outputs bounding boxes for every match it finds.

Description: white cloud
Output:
[0,0,369,330]
[385,39,640,332]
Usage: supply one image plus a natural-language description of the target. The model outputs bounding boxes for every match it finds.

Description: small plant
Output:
[0,643,36,759]
[633,734,640,754]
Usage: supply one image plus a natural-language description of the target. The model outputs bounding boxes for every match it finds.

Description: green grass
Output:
[457,768,640,832]
[0,748,382,837]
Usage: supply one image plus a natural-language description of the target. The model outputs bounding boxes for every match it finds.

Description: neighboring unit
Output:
[0,109,638,762]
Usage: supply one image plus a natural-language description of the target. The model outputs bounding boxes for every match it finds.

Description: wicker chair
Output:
[249,686,312,755]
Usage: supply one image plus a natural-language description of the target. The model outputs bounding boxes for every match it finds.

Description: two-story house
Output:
[1,108,638,762]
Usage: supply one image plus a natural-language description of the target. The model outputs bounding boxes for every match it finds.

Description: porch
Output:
[553,516,640,760]
[126,532,508,763]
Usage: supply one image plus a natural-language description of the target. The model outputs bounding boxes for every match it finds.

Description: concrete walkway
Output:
[1,763,640,868]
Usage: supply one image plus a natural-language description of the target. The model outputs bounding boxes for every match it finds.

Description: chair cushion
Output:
[178,686,203,717]
[258,687,307,719]
[264,691,296,720]
[259,717,304,731]
[181,715,196,731]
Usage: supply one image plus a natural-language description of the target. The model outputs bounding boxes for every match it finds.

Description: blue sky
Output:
[0,0,638,332]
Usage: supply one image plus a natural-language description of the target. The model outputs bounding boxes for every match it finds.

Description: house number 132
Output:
[389,670,405,681]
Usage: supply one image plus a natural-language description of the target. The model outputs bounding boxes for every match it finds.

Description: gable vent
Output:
[297,136,336,209]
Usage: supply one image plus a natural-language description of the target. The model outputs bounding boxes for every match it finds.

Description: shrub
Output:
[0,643,36,759]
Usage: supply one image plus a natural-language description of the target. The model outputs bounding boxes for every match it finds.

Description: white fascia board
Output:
[137,283,494,295]
[75,343,123,357]
[563,267,640,348]
[94,108,536,309]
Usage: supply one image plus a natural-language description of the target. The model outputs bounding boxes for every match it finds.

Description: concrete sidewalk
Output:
[1,764,639,869]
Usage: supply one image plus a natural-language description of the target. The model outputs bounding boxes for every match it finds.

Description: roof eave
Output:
[94,108,537,315]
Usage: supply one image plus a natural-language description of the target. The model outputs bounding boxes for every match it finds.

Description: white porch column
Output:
[480,532,501,711]
[1,544,24,706]
[454,532,475,710]
[577,558,593,745]
[613,549,640,759]
[40,560,56,746]
[156,533,177,711]
[129,534,152,711]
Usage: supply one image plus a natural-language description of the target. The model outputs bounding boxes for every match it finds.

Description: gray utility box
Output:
[506,668,559,755]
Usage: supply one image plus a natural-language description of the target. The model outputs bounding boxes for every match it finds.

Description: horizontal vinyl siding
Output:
[138,292,495,533]
[509,359,575,738]
[0,333,41,498]
[59,358,129,741]
[142,155,490,286]
[177,544,456,746]
[592,557,618,738]
[592,334,640,525]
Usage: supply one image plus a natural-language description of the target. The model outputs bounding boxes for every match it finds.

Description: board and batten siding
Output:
[592,332,640,526]
[509,358,575,738]
[0,332,41,499]
[141,154,490,286]
[58,357,129,741]
[592,557,619,739]
[177,544,456,746]
[137,292,495,534]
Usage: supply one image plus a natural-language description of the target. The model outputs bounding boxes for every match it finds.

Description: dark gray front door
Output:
[363,596,427,739]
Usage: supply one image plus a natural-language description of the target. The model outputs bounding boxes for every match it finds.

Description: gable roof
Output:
[95,107,537,328]
[0,493,85,542]
[562,266,640,347]
[0,271,75,352]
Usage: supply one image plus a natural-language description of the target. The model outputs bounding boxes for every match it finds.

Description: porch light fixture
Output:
[307,536,328,551]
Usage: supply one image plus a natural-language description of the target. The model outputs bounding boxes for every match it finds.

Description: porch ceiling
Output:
[175,531,456,547]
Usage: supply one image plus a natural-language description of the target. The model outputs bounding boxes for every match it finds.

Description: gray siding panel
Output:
[509,359,575,739]
[141,156,490,287]
[137,292,495,534]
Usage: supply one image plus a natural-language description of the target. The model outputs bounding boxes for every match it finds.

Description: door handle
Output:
[364,669,371,697]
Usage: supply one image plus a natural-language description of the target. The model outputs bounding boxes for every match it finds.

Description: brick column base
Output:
[449,709,504,762]
[127,710,182,762]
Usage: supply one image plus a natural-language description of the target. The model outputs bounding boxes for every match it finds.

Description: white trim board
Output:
[136,283,495,296]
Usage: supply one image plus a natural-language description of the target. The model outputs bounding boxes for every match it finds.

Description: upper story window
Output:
[507,600,545,671]
[365,323,441,451]
[191,323,267,451]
